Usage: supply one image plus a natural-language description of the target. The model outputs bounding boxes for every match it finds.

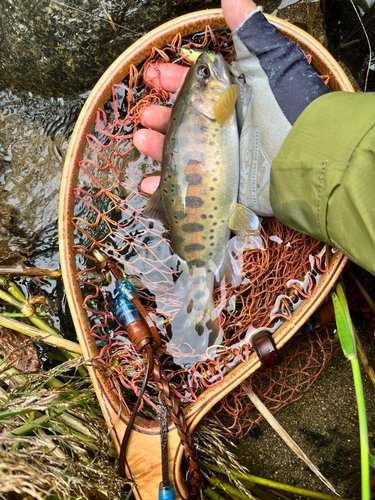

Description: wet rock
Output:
[0,0,220,98]
[323,0,375,91]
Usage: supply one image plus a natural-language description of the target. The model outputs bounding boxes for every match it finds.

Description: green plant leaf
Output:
[332,292,357,359]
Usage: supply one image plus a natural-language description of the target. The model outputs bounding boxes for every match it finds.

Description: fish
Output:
[143,53,258,366]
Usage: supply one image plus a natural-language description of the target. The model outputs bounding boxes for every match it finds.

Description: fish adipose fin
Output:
[214,84,239,125]
[228,203,259,232]
[143,186,168,226]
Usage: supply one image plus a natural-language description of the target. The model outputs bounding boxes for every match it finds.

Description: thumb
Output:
[221,0,258,30]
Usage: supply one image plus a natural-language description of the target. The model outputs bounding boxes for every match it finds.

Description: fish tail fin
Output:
[169,284,223,368]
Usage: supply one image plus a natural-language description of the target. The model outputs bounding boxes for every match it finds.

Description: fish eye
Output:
[197,65,210,79]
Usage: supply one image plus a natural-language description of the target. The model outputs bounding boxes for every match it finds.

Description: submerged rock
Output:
[0,0,219,98]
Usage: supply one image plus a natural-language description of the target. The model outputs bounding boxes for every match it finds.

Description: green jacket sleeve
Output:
[270,92,375,275]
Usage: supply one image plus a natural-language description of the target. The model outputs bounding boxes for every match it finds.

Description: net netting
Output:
[71,25,337,434]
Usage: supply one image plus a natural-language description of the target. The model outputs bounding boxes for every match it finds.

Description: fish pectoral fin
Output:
[214,84,239,125]
[215,249,241,288]
[228,203,260,232]
[143,187,168,226]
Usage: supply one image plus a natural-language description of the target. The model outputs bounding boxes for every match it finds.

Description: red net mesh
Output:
[71,26,336,431]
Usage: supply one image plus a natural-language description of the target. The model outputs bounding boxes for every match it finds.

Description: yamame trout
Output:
[144,53,258,367]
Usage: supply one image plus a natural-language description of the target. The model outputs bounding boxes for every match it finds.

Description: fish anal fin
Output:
[228,203,259,232]
[214,84,239,125]
[143,187,168,226]
[215,250,241,288]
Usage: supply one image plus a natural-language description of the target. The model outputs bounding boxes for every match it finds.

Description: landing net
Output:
[71,26,337,431]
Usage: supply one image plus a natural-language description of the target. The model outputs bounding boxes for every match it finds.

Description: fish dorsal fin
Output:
[228,203,259,232]
[143,187,168,226]
[214,84,239,125]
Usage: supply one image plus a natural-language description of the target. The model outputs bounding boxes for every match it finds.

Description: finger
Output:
[221,0,257,31]
[145,63,189,92]
[140,175,161,195]
[133,129,164,163]
[141,104,172,134]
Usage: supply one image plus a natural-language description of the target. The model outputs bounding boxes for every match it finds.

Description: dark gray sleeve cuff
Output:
[235,11,330,125]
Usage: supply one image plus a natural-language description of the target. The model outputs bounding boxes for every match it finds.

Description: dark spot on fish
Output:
[186,300,193,314]
[213,222,217,226]
[215,151,219,156]
[184,243,205,253]
[174,236,185,245]
[194,290,206,299]
[168,174,172,178]
[212,134,216,137]
[182,151,205,164]
[182,222,204,232]
[185,173,203,185]
[210,243,215,246]
[187,259,206,268]
[209,215,213,219]
[215,161,220,165]
[173,118,176,121]
[209,252,213,256]
[191,276,205,285]
[206,319,216,334]
[174,211,187,220]
[210,230,214,233]
[201,214,207,219]
[163,178,167,182]
[214,207,218,210]
[221,220,225,223]
[209,141,215,146]
[163,189,168,193]
[210,187,214,191]
[211,197,215,201]
[215,128,218,132]
[211,169,216,173]
[185,196,204,208]
[209,236,214,240]
[196,324,204,336]
[213,177,217,182]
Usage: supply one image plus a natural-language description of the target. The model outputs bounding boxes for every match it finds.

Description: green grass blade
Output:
[332,287,356,359]
[333,281,370,500]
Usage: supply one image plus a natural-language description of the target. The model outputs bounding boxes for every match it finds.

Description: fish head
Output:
[182,53,239,126]
[189,52,232,100]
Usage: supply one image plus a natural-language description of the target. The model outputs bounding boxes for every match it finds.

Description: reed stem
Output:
[201,462,351,500]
